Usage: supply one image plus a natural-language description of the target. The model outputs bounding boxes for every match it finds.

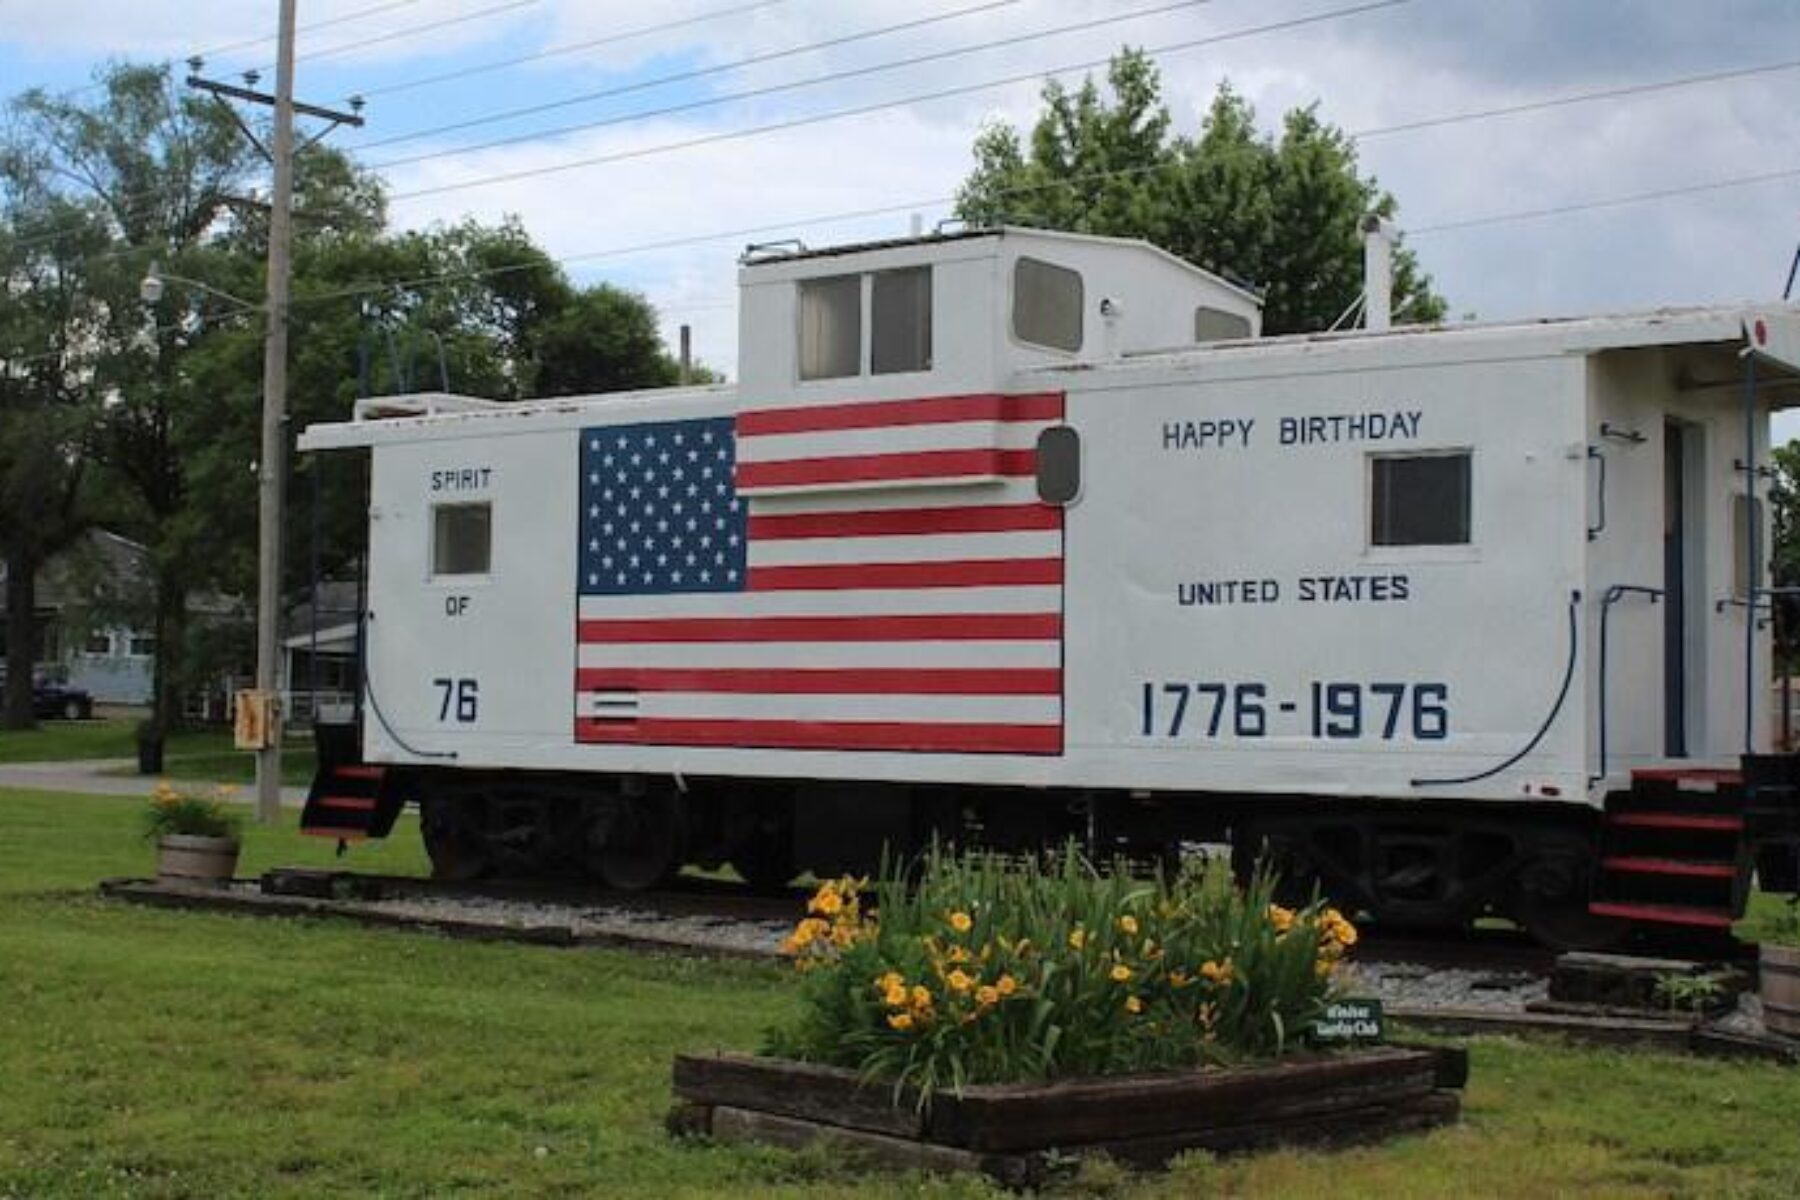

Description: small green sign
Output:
[1310,998,1385,1045]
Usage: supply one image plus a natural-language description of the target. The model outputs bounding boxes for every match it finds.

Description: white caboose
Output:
[299,226,1800,945]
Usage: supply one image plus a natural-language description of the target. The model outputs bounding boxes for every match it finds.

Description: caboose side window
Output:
[871,267,932,374]
[1371,453,1471,546]
[1013,257,1083,352]
[798,274,861,380]
[432,502,492,576]
[1195,305,1252,343]
[1733,494,1764,598]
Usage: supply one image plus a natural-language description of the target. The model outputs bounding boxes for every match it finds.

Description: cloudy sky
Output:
[4,0,1798,395]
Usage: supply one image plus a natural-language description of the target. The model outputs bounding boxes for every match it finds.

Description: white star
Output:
[673,432,684,445]
[657,554,668,566]
[602,556,613,568]
[588,539,600,552]
[657,519,669,533]
[727,569,739,582]
[630,452,641,466]
[630,486,641,500]
[672,570,683,582]
[716,447,728,461]
[601,454,613,467]
[700,535,712,548]
[588,573,598,585]
[601,488,613,501]
[588,505,599,518]
[658,485,670,499]
[629,555,640,568]
[629,521,640,534]
[700,570,712,582]
[702,429,713,443]
[602,522,614,535]
[701,500,713,514]
[588,472,599,484]
[659,451,670,465]
[688,448,699,462]
[589,438,599,451]
[701,466,712,479]
[615,573,627,585]
[728,534,740,547]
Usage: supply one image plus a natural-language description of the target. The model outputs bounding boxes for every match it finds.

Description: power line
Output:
[28,0,437,102]
[381,0,1412,201]
[1408,166,1800,236]
[357,0,789,100]
[1354,55,1800,140]
[8,162,1796,373]
[254,0,542,74]
[197,0,435,66]
[18,15,1798,252]
[354,0,1040,154]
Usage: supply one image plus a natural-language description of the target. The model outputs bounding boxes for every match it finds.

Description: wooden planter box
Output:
[670,1046,1464,1185]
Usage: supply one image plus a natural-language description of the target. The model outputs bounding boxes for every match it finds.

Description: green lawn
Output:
[0,718,316,785]
[4,788,1800,1198]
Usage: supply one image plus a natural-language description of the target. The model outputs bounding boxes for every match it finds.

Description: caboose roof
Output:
[1031,302,1800,398]
[737,224,1264,307]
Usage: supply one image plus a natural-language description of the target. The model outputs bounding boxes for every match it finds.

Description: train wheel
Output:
[1512,893,1625,951]
[421,794,493,881]
[598,793,687,891]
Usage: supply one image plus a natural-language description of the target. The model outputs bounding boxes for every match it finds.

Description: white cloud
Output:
[7,0,1798,381]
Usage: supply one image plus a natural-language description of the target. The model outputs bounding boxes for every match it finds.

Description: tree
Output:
[957,51,1447,335]
[2,63,694,727]
[0,195,109,727]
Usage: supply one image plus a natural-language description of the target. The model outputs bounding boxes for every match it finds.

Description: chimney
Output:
[1362,215,1398,331]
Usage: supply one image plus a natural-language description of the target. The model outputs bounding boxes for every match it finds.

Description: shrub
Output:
[763,844,1352,1105]
[142,781,243,842]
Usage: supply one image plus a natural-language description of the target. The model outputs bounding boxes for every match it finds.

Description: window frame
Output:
[430,500,495,580]
[869,265,934,376]
[1366,449,1475,555]
[1010,255,1085,354]
[796,272,864,382]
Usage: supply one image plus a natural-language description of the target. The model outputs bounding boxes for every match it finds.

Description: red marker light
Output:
[1755,318,1768,345]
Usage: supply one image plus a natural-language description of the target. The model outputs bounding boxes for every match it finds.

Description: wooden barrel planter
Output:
[669,1047,1465,1186]
[1763,944,1800,1039]
[155,835,241,887]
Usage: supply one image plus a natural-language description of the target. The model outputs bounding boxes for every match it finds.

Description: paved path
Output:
[0,758,308,806]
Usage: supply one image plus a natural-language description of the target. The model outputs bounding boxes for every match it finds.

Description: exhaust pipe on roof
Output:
[1362,215,1399,331]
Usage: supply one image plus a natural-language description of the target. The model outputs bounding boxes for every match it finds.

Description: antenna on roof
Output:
[1783,237,1798,302]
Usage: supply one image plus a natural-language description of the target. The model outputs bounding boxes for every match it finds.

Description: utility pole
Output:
[188,2,363,824]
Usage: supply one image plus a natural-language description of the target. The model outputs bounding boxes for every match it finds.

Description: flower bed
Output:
[671,848,1461,1178]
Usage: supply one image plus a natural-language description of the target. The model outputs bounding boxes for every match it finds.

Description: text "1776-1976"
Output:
[1140,681,1449,741]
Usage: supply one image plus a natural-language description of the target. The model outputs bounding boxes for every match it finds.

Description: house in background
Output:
[0,530,158,705]
[0,530,248,714]
[284,578,363,724]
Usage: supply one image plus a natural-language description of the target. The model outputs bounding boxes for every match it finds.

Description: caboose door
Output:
[1663,421,1691,756]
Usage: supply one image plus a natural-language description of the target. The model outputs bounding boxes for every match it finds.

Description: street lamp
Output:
[139,263,260,315]
[140,261,287,823]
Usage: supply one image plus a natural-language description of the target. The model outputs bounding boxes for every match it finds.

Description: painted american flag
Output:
[573,392,1065,755]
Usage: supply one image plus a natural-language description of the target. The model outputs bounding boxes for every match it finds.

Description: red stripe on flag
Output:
[737,448,1036,490]
[748,502,1060,540]
[748,557,1062,591]
[576,667,1061,695]
[577,612,1060,643]
[575,716,1063,754]
[738,391,1064,437]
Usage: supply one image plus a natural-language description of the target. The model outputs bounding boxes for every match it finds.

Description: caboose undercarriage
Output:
[303,747,1800,950]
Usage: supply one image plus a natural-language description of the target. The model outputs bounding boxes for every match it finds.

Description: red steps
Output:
[1599,856,1736,880]
[1586,901,1735,930]
[1605,811,1744,833]
[1629,766,1742,789]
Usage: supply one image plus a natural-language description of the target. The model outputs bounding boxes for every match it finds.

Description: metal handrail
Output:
[1595,584,1663,785]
